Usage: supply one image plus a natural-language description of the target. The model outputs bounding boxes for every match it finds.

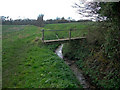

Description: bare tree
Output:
[73,1,105,21]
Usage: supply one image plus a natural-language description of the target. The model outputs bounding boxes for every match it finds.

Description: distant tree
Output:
[61,17,65,20]
[36,14,44,27]
[67,17,71,20]
[1,16,6,22]
[56,17,60,20]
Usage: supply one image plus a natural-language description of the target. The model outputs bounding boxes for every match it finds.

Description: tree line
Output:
[1,14,44,27]
[1,15,92,26]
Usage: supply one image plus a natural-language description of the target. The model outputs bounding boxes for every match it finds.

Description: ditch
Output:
[55,44,96,89]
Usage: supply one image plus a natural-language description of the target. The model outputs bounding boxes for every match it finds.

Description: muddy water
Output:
[55,44,93,89]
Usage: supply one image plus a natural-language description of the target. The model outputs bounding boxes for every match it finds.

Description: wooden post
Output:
[42,29,44,42]
[69,29,72,40]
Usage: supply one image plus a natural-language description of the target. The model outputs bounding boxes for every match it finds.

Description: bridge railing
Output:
[41,29,73,42]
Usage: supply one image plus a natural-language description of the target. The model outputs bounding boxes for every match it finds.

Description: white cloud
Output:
[0,0,82,20]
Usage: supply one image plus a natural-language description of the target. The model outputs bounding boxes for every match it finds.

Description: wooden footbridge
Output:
[41,29,86,44]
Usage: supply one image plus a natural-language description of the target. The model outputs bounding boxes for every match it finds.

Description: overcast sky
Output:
[0,0,85,20]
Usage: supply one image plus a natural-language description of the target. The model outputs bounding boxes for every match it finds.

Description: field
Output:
[2,23,90,88]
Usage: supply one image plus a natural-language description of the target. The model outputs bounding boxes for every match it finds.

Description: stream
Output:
[55,44,95,89]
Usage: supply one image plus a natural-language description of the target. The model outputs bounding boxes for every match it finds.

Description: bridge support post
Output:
[69,29,72,40]
[42,29,44,42]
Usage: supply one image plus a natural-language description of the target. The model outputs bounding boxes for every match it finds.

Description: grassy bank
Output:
[63,40,120,88]
[2,25,81,88]
[62,22,120,88]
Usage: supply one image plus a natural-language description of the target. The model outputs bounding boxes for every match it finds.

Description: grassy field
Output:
[2,25,83,88]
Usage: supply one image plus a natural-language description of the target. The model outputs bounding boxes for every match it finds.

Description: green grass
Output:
[2,25,81,88]
[43,22,92,40]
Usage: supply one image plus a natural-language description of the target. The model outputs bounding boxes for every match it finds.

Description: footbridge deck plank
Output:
[43,37,86,43]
